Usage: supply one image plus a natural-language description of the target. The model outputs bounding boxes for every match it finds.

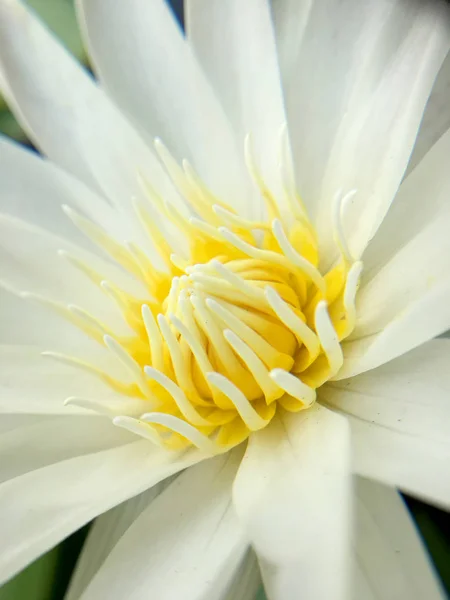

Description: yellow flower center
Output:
[46,138,362,454]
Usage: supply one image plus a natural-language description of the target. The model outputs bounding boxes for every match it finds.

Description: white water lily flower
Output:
[0,0,450,598]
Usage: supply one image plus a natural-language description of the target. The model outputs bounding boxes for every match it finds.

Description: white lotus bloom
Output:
[0,0,449,598]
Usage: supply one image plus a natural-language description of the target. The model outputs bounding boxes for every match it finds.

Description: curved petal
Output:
[186,0,288,217]
[76,0,251,212]
[0,286,90,350]
[0,414,135,485]
[272,0,386,215]
[362,123,450,280]
[65,482,171,600]
[353,477,445,600]
[0,440,205,585]
[320,6,449,261]
[0,135,120,242]
[324,340,450,507]
[338,166,450,378]
[0,213,149,338]
[272,0,449,261]
[324,339,450,443]
[233,405,351,600]
[408,51,450,173]
[76,450,248,600]
[0,0,180,239]
[351,422,450,511]
[0,345,149,416]
[69,488,260,600]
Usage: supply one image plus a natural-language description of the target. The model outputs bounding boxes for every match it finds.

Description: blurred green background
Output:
[0,1,448,598]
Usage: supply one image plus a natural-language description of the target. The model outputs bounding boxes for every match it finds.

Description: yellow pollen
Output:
[41,138,362,454]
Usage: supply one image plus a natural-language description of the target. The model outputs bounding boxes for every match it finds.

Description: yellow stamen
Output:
[26,137,363,454]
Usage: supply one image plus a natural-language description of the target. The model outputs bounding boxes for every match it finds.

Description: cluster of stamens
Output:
[26,133,362,454]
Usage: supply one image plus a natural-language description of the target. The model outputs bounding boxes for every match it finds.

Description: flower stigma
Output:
[39,133,362,454]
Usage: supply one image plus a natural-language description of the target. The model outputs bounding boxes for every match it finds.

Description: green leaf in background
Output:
[0,0,86,141]
[0,527,89,600]
[406,497,450,593]
[24,0,85,60]
[0,547,60,600]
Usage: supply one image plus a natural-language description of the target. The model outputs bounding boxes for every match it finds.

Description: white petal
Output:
[233,405,351,600]
[325,339,450,507]
[408,51,450,173]
[319,6,449,261]
[76,0,251,211]
[66,481,171,600]
[0,285,87,349]
[186,0,288,216]
[350,422,450,510]
[70,492,260,600]
[272,0,449,260]
[353,477,445,600]
[337,193,450,377]
[0,414,135,485]
[272,0,381,214]
[323,339,450,443]
[0,135,120,242]
[0,0,179,237]
[0,440,205,585]
[77,450,248,600]
[0,213,145,336]
[362,123,450,280]
[0,345,148,416]
[274,0,448,237]
[270,0,312,89]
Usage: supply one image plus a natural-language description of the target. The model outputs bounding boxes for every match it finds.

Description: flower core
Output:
[46,138,362,453]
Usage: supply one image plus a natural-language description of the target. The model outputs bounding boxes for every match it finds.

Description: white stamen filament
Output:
[169,313,214,379]
[144,366,210,426]
[132,198,173,269]
[57,249,104,287]
[65,396,149,417]
[154,138,195,205]
[206,297,292,370]
[212,204,267,230]
[210,260,267,303]
[62,205,139,276]
[272,219,326,293]
[190,294,242,376]
[68,304,111,336]
[192,275,269,313]
[113,415,164,446]
[264,286,320,357]
[223,329,282,403]
[207,372,269,431]
[270,368,316,407]
[104,335,151,398]
[189,217,225,242]
[278,124,308,222]
[141,412,219,454]
[314,301,344,376]
[101,280,147,326]
[244,133,278,220]
[332,189,356,263]
[157,314,194,394]
[342,261,363,336]
[126,242,157,284]
[42,351,136,393]
[141,304,165,372]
